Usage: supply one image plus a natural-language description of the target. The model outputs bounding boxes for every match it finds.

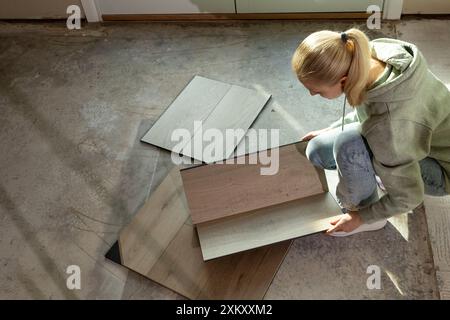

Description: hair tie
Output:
[341,32,348,43]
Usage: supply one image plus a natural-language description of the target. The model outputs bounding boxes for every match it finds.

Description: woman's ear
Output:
[340,75,348,89]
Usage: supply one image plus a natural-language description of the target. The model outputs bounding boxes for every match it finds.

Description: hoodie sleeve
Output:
[357,119,432,223]
[328,110,360,129]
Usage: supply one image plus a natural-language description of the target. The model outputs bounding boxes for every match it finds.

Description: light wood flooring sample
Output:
[180,143,327,224]
[197,192,342,260]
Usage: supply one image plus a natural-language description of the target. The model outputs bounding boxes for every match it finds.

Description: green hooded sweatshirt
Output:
[328,38,450,223]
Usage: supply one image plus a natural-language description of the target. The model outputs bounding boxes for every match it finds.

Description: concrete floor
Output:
[0,18,449,299]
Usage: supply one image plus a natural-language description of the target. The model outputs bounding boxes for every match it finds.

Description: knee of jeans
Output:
[333,129,366,164]
[306,138,333,169]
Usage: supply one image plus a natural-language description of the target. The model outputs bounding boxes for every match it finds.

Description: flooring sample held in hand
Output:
[141,75,271,163]
[105,167,292,299]
[197,192,342,260]
[181,142,343,260]
[180,143,328,224]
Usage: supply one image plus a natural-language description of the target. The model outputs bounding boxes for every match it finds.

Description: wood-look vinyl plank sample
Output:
[148,220,292,299]
[197,192,343,261]
[118,167,189,272]
[180,142,328,225]
[106,167,292,299]
[141,75,271,163]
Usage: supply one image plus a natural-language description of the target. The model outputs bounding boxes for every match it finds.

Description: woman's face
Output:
[301,77,346,100]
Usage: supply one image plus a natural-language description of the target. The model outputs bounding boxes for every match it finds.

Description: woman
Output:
[291,28,450,236]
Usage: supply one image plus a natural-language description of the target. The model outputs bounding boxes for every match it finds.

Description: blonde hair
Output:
[291,28,371,106]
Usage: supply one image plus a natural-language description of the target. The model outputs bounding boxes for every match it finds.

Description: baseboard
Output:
[401,13,450,20]
[102,12,373,21]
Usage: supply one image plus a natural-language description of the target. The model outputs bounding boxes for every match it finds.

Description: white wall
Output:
[0,0,85,19]
[236,0,384,13]
[97,0,235,14]
[96,0,387,15]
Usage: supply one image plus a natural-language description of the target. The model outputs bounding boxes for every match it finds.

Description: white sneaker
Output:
[375,175,386,192]
[329,219,388,237]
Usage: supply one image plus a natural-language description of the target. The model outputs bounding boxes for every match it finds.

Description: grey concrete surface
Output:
[266,170,438,299]
[0,19,447,299]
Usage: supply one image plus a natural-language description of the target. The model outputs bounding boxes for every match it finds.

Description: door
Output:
[0,0,84,19]
[96,0,235,14]
[236,0,384,13]
[403,0,450,14]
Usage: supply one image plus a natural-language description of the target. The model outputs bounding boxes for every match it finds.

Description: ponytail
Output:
[291,28,371,106]
[343,29,371,106]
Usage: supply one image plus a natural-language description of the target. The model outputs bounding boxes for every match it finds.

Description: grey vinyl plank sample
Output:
[183,85,271,163]
[141,76,230,152]
[197,192,343,260]
[141,75,271,163]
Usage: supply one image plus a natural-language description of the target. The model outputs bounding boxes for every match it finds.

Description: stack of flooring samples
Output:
[141,75,271,163]
[105,76,341,299]
[180,142,343,260]
[105,167,292,299]
[106,75,284,299]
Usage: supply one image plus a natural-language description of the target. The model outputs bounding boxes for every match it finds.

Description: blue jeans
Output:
[305,122,447,212]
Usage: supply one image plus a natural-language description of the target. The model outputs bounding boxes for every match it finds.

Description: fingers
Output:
[326,216,344,234]
[326,214,361,236]
[301,132,316,141]
[326,223,342,235]
[330,217,341,225]
[301,134,312,141]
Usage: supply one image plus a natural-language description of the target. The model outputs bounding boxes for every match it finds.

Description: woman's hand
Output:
[301,127,332,141]
[326,211,363,234]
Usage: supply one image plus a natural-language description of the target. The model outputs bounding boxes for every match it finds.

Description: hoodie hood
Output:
[366,38,428,104]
